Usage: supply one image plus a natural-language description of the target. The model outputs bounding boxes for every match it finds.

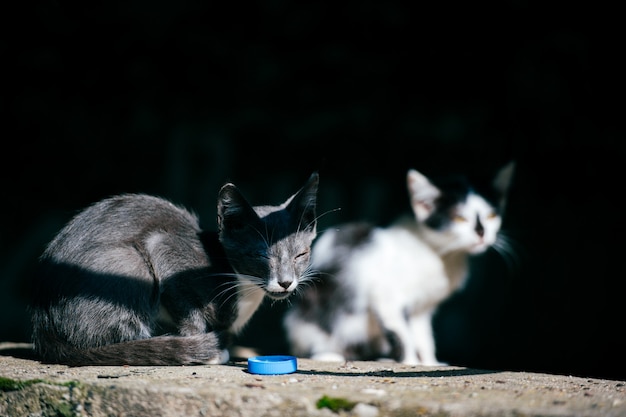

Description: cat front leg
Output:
[284,308,350,362]
[159,279,233,364]
[409,311,447,366]
[374,307,420,365]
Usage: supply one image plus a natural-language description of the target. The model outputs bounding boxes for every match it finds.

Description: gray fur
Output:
[30,173,319,366]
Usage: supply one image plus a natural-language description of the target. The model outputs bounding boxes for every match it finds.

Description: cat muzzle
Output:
[266,289,294,300]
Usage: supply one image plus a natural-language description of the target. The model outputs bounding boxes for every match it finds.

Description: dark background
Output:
[3,1,625,380]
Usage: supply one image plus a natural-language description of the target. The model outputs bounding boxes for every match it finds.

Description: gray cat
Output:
[30,173,319,366]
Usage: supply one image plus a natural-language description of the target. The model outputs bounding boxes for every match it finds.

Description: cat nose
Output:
[475,215,484,237]
[278,280,293,290]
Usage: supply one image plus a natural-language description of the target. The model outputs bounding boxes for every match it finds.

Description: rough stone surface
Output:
[1,343,624,417]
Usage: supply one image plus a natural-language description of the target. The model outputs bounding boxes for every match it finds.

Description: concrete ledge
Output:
[1,343,624,417]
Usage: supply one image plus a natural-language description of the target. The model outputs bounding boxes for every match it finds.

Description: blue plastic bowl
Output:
[247,355,297,375]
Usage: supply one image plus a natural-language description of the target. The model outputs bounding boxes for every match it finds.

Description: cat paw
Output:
[400,358,420,366]
[207,349,230,364]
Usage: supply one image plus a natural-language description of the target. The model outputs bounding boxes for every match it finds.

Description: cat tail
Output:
[35,332,229,367]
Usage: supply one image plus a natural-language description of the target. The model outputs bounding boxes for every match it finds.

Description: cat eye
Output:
[453,215,467,223]
[486,212,498,219]
[294,251,309,260]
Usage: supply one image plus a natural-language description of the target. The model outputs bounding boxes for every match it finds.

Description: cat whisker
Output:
[291,269,332,299]
[301,207,342,235]
[248,225,271,249]
[199,272,244,279]
[314,225,344,237]
[293,280,315,296]
[498,230,529,258]
[210,280,244,301]
[298,275,317,288]
[298,264,319,281]
[490,233,524,280]
[205,271,263,295]
[265,222,275,249]
[490,243,517,274]
[317,207,342,222]
[211,278,265,309]
[292,282,313,300]
[198,272,263,298]
[307,269,334,282]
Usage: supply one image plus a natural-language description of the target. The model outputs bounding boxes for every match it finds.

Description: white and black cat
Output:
[30,173,319,366]
[284,163,514,365]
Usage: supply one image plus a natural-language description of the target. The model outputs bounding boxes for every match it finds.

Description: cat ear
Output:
[407,169,441,222]
[493,161,515,194]
[492,161,516,211]
[216,183,260,233]
[286,172,319,232]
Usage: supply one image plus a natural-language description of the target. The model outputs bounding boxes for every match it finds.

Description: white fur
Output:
[285,164,513,366]
[301,224,451,365]
[424,194,501,255]
[208,349,231,365]
[230,277,266,334]
[266,245,300,294]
